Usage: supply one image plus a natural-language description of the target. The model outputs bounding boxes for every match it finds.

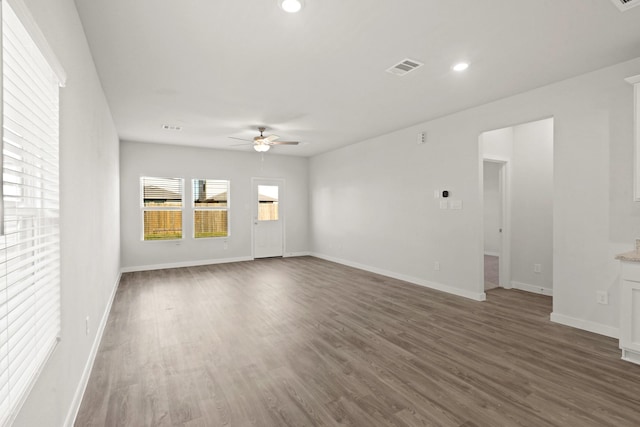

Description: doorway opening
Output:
[479,117,554,299]
[483,160,507,290]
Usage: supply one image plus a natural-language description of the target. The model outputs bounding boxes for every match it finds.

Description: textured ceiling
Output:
[74,0,640,156]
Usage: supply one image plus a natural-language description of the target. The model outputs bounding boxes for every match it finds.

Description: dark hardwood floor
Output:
[75,257,640,426]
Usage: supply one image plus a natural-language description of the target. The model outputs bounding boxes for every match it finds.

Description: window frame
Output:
[140,176,184,242]
[192,178,230,239]
[257,184,279,222]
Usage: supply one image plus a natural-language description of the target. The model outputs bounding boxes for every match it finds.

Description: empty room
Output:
[3,0,640,426]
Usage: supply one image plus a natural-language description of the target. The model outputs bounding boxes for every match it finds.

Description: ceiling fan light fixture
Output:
[452,62,470,72]
[254,144,270,152]
[280,0,303,13]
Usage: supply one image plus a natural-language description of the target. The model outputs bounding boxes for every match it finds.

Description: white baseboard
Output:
[484,251,500,257]
[311,253,486,302]
[121,256,253,273]
[510,280,553,296]
[550,312,619,339]
[284,251,311,258]
[64,271,121,427]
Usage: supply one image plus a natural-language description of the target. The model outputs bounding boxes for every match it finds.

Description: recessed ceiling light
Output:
[452,62,469,72]
[280,0,303,13]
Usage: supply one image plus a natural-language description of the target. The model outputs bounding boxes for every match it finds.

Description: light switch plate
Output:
[450,200,463,210]
[439,200,448,209]
[596,291,608,305]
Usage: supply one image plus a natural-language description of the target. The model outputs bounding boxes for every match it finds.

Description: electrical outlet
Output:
[534,264,541,273]
[85,316,90,335]
[224,240,228,250]
[596,291,608,305]
[434,261,440,271]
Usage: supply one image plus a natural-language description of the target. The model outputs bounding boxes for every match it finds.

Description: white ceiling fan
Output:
[229,127,299,152]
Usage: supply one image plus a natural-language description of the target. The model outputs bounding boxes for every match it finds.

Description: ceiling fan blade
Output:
[230,142,253,146]
[271,141,299,145]
[265,134,279,142]
[228,136,253,142]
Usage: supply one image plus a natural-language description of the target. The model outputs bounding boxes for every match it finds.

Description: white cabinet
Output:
[620,261,640,365]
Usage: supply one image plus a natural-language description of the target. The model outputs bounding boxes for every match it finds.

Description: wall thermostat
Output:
[442,190,449,198]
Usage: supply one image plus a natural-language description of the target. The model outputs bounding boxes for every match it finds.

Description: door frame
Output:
[481,158,511,291]
[251,177,286,259]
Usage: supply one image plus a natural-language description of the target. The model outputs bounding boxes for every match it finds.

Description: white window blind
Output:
[0,0,63,424]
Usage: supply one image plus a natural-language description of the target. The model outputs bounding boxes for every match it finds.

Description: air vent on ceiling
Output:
[610,0,640,11]
[386,58,423,76]
[162,124,183,131]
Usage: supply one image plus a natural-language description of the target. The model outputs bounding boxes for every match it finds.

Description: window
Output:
[0,0,65,424]
[193,179,229,238]
[141,177,183,240]
[258,185,279,221]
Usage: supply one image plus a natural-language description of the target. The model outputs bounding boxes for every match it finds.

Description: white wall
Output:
[310,56,640,337]
[510,119,554,292]
[120,141,309,270]
[310,119,487,301]
[483,162,501,256]
[13,0,121,426]
[482,127,513,160]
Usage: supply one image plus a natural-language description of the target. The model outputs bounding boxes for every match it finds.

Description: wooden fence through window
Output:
[143,203,277,240]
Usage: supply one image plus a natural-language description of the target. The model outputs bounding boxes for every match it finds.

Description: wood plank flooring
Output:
[75,257,640,426]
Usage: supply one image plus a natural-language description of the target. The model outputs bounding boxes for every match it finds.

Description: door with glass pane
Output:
[252,178,284,258]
